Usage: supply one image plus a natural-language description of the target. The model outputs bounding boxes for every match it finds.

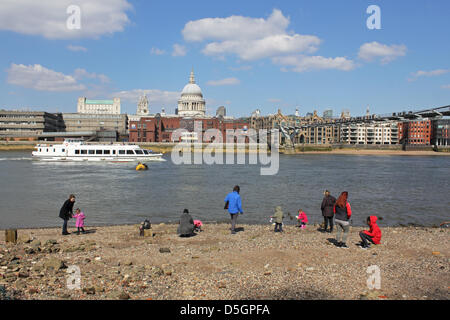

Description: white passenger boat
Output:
[31,139,163,162]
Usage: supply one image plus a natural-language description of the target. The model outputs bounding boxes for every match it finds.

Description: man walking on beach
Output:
[59,194,75,235]
[224,185,243,234]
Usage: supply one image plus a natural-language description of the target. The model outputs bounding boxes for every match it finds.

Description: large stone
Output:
[159,247,171,253]
[44,258,67,271]
[18,234,32,244]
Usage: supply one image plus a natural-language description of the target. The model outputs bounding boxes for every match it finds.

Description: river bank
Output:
[1,223,448,300]
[1,142,449,156]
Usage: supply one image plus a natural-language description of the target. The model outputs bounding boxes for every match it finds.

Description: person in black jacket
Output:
[59,194,75,235]
[321,190,336,233]
[177,209,195,237]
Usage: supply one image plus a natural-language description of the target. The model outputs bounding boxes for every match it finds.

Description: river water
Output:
[0,151,449,229]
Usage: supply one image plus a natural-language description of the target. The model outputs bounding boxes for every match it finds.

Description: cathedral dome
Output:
[181,83,203,97]
[180,70,203,97]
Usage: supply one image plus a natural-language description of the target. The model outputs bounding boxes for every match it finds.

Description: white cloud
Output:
[172,44,187,57]
[113,89,180,107]
[183,9,289,42]
[408,69,450,82]
[150,47,165,55]
[206,78,240,86]
[73,68,110,83]
[273,55,356,72]
[0,0,132,39]
[358,41,407,64]
[182,9,320,61]
[7,63,86,92]
[203,34,320,61]
[67,45,88,52]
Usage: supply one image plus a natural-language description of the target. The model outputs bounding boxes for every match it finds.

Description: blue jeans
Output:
[62,218,69,234]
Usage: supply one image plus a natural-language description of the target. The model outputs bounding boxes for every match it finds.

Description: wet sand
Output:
[1,223,448,300]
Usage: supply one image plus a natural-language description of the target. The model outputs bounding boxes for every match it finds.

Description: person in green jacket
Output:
[271,206,284,232]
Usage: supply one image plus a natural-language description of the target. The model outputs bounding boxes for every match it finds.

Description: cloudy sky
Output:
[0,0,449,117]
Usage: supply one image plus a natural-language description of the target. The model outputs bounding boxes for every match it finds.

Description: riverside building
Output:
[77,97,121,115]
[0,110,65,141]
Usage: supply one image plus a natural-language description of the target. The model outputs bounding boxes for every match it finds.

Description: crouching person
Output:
[177,209,195,237]
[359,216,382,249]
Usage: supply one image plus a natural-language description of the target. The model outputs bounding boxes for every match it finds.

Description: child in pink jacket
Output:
[73,208,86,235]
[296,209,308,229]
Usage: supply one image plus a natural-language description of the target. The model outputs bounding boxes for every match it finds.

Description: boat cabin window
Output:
[88,150,95,155]
[112,150,116,155]
[81,150,87,155]
[62,149,65,152]
[75,150,80,155]
[46,148,49,152]
[126,150,135,155]
[119,150,125,155]
[53,149,55,152]
[103,150,111,155]
[143,149,149,155]
[39,148,41,152]
[96,150,102,155]
[135,150,144,155]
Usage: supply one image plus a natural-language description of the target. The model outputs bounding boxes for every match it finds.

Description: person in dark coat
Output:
[59,194,75,235]
[177,209,195,237]
[321,190,336,233]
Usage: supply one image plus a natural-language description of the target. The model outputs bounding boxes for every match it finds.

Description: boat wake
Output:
[0,157,32,161]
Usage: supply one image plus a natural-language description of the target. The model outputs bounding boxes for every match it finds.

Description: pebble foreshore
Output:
[0,223,448,300]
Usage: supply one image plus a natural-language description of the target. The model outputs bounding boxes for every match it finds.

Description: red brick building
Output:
[398,120,433,145]
[129,115,250,143]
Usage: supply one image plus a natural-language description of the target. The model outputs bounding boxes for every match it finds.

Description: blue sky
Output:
[0,0,449,117]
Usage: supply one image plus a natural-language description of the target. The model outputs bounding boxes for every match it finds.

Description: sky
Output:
[0,0,449,118]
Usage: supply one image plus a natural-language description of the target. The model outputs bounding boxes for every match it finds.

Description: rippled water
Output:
[0,151,449,229]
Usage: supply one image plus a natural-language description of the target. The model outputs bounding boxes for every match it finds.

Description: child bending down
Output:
[359,216,382,249]
[296,209,308,229]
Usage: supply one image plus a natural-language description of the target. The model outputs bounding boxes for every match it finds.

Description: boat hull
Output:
[31,155,164,162]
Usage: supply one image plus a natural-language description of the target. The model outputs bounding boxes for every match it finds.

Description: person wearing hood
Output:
[272,206,284,232]
[321,190,336,233]
[359,216,382,249]
[177,209,195,237]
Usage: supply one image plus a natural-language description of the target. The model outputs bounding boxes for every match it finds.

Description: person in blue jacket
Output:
[224,185,243,234]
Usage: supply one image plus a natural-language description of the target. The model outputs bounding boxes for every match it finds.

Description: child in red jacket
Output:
[359,216,382,248]
[296,209,308,229]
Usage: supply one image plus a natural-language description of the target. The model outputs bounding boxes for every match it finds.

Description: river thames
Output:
[0,151,449,229]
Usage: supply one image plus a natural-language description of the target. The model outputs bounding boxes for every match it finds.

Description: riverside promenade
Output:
[1,223,448,300]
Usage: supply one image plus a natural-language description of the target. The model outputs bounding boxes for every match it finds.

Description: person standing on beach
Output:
[272,206,284,232]
[59,194,75,235]
[224,185,243,234]
[321,190,336,233]
[333,191,352,248]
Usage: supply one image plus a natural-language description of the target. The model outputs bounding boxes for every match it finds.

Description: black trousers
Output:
[274,223,283,232]
[323,216,333,231]
[359,231,375,247]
